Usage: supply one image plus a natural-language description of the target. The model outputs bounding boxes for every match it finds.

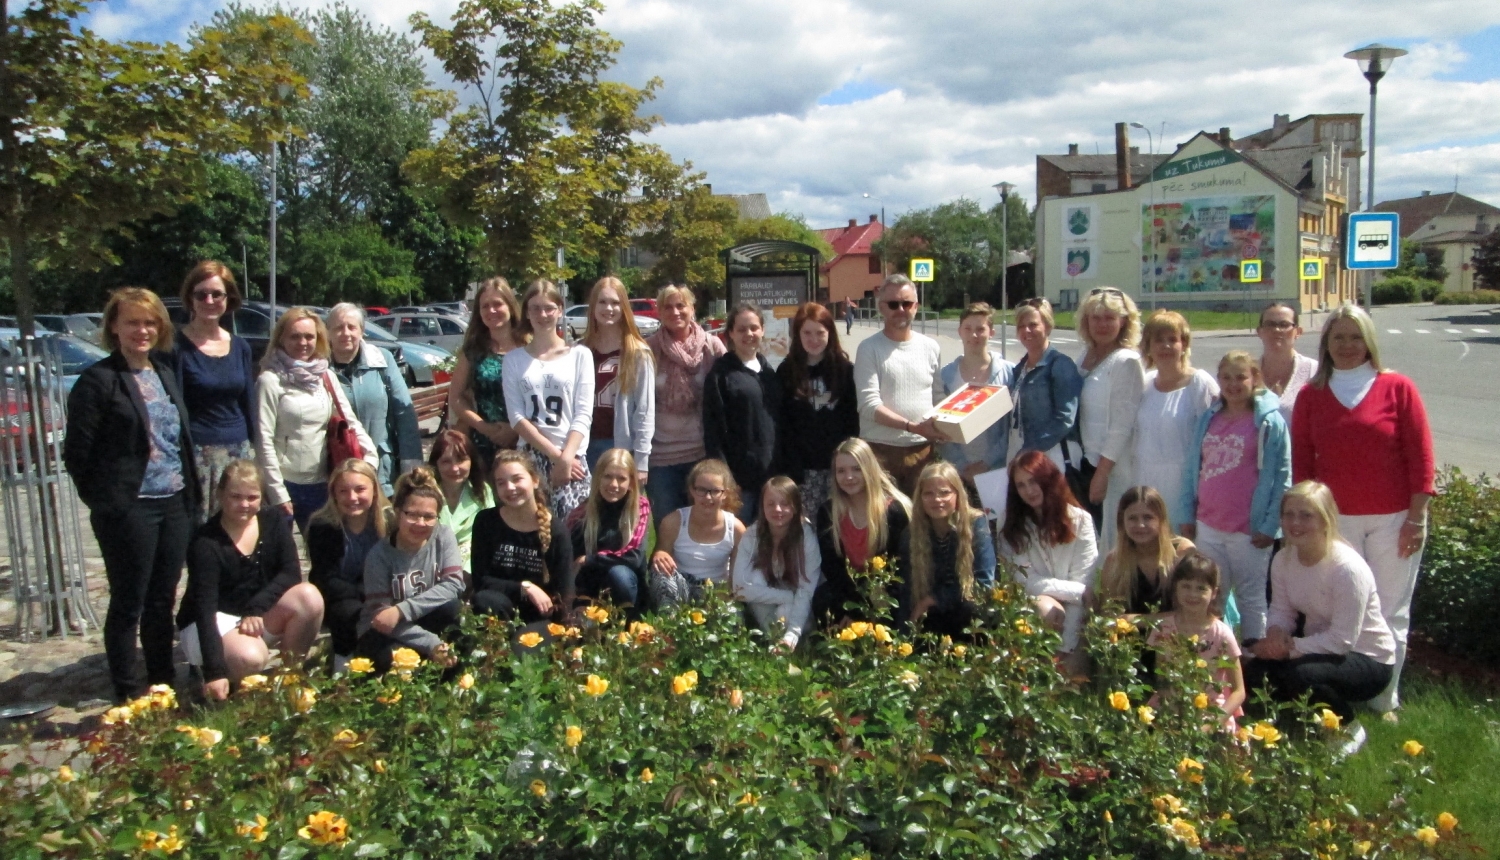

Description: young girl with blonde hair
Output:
[566,448,652,613]
[579,277,655,479]
[1091,485,1195,617]
[813,437,911,626]
[903,461,996,636]
[471,449,576,622]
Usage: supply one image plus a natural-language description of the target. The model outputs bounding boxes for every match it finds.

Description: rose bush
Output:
[0,578,1474,858]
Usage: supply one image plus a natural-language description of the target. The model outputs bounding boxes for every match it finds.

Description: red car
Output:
[629,298,658,319]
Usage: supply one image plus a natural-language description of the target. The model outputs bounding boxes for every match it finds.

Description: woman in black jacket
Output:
[813,437,911,627]
[307,458,394,674]
[777,302,860,519]
[703,302,782,522]
[178,460,323,699]
[64,288,200,701]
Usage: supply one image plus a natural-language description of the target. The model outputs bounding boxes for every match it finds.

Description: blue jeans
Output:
[285,480,329,536]
[585,437,616,472]
[647,461,696,523]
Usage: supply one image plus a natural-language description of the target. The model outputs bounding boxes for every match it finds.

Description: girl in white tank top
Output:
[649,459,746,608]
[672,506,738,582]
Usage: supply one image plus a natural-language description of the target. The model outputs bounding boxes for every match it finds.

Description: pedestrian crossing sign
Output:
[1300,258,1323,280]
[1239,259,1263,283]
[910,259,935,282]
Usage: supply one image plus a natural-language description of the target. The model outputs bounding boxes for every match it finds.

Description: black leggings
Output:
[1245,652,1394,723]
[323,596,364,657]
[354,602,462,673]
[92,492,193,700]
[472,587,557,625]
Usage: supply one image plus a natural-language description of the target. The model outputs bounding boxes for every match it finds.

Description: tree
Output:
[873,196,1035,310]
[0,0,306,331]
[406,0,673,281]
[1393,238,1447,284]
[1473,230,1500,291]
[640,178,739,292]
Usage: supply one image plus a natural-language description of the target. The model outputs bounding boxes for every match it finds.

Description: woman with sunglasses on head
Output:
[1074,287,1146,549]
[777,302,859,517]
[1291,305,1433,714]
[1256,302,1319,426]
[174,261,257,522]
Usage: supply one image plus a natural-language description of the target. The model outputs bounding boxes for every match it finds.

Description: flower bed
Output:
[1,581,1471,858]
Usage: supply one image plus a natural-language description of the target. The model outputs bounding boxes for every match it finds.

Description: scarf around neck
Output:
[266,349,330,393]
[653,323,713,414]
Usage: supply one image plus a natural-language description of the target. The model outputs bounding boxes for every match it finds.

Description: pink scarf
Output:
[652,323,718,414]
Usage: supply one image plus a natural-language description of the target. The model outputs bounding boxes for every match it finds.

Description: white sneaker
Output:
[332,653,351,675]
[1335,721,1367,760]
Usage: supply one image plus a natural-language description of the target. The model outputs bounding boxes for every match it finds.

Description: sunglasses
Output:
[885,300,916,311]
[194,290,227,302]
[1016,298,1049,310]
[1088,287,1125,297]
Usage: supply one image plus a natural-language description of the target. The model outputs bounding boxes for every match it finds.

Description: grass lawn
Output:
[934,308,1264,331]
[1338,668,1500,854]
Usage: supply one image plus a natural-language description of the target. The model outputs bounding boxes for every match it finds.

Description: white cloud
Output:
[82,0,1500,225]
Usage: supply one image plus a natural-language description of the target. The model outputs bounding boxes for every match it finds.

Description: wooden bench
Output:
[410,382,450,433]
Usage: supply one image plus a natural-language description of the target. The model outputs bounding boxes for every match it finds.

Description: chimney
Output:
[1273,114,1290,132]
[1421,190,1431,197]
[1115,122,1133,190]
[1219,127,1232,145]
[848,218,857,228]
[1129,146,1140,156]
[869,214,879,223]
[1067,143,1079,156]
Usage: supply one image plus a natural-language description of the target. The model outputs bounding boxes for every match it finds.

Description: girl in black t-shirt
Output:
[472,449,575,623]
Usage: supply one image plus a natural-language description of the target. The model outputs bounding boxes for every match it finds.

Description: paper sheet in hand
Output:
[973,468,1011,518]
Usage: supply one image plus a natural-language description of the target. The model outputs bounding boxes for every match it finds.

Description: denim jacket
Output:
[1005,347,1082,458]
[1174,388,1291,538]
[939,351,1013,471]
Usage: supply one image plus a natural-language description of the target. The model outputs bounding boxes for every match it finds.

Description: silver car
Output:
[562,305,658,339]
[370,312,467,354]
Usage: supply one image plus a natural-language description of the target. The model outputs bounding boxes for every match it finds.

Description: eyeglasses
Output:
[193,290,227,302]
[1259,320,1296,331]
[1088,287,1125,297]
[692,486,726,498]
[885,300,916,311]
[401,510,438,524]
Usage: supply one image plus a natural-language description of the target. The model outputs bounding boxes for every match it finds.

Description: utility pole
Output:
[268,141,278,314]
[994,182,1015,360]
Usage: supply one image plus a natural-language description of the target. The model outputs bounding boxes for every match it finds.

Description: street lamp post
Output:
[993,181,1015,360]
[1129,122,1159,311]
[1345,43,1407,311]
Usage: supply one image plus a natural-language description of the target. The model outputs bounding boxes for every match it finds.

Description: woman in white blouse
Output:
[1134,310,1218,530]
[1075,287,1145,550]
[502,279,596,517]
[998,450,1098,656]
[1256,302,1319,426]
[1247,481,1395,747]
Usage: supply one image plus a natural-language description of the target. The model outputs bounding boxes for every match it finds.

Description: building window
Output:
[1091,183,1107,193]
[868,255,881,274]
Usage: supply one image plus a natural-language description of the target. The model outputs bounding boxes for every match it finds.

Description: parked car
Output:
[0,328,109,395]
[426,301,469,320]
[629,298,659,319]
[562,304,658,339]
[34,314,102,345]
[369,311,467,354]
[366,307,390,317]
[360,321,444,387]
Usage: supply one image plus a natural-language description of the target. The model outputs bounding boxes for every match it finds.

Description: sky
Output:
[83,0,1500,228]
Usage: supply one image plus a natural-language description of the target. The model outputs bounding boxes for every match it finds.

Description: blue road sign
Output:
[1347,212,1400,270]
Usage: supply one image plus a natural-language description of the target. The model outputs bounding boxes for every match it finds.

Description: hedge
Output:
[1414,469,1500,667]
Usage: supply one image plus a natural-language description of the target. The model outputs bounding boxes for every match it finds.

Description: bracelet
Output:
[904,420,913,433]
[1405,519,1427,528]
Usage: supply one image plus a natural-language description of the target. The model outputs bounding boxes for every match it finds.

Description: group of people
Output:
[64,264,1432,744]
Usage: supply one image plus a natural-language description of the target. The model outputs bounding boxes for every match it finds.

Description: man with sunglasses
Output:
[853,275,944,495]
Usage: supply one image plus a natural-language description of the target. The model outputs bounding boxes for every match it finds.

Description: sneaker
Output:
[331,653,351,676]
[1380,710,1400,724]
[1334,721,1367,760]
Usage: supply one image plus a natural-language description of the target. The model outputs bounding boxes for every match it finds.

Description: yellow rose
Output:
[1319,709,1341,730]
[530,779,548,797]
[584,605,610,623]
[1014,619,1034,636]
[1114,617,1134,635]
[518,631,544,648]
[951,645,967,658]
[870,555,886,571]
[671,672,697,696]
[565,725,583,748]
[736,791,757,806]
[332,729,361,749]
[56,765,76,783]
[1414,826,1439,848]
[292,686,318,714]
[377,690,402,705]
[1137,705,1156,725]
[897,642,914,657]
[1193,692,1209,709]
[616,631,631,644]
[583,674,610,697]
[236,814,269,843]
[103,706,133,726]
[640,767,654,783]
[629,621,657,643]
[1152,794,1184,814]
[373,759,386,774]
[298,811,350,846]
[1239,769,1254,785]
[728,688,744,710]
[848,621,872,638]
[1437,812,1458,833]
[570,647,584,661]
[1108,691,1130,711]
[1195,658,1208,669]
[457,673,475,691]
[254,735,271,748]
[239,674,269,691]
[548,622,567,636]
[347,657,375,674]
[1176,757,1203,784]
[390,648,422,671]
[872,624,893,643]
[897,670,920,691]
[837,627,859,642]
[1250,721,1282,747]
[690,610,706,625]
[1353,840,1373,857]
[1403,739,1424,757]
[1167,818,1200,850]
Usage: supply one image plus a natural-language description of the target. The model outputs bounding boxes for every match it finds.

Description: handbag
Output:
[1060,437,1102,529]
[323,372,365,467]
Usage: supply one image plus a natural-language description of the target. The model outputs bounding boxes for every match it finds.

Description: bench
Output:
[410,382,450,434]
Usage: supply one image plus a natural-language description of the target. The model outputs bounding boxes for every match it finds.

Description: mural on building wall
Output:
[1060,203,1099,281]
[1141,195,1275,293]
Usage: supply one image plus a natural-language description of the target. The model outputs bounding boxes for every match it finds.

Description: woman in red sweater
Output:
[1291,304,1433,714]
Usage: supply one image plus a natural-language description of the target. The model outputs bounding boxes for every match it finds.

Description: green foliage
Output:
[640,179,740,292]
[1392,240,1448,285]
[1371,275,1443,305]
[1432,289,1500,305]
[1471,230,1500,291]
[1414,469,1500,667]
[874,196,1034,310]
[407,0,675,281]
[1,583,1468,858]
[282,221,421,306]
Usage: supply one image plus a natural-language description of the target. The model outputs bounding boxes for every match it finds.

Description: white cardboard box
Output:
[927,383,1013,444]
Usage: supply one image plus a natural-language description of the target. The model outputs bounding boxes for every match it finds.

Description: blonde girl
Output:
[471,449,576,622]
[309,459,393,673]
[179,460,323,700]
[904,461,996,636]
[449,277,526,464]
[813,437,911,626]
[651,459,745,607]
[502,279,596,516]
[1091,485,1195,617]
[356,467,463,670]
[1174,350,1291,641]
[1146,552,1247,727]
[732,475,823,651]
[580,277,655,480]
[566,448,652,612]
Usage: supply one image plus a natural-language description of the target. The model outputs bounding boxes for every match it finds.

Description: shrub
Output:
[0,582,1475,858]
[1414,469,1500,666]
[1372,275,1443,305]
[1432,289,1500,305]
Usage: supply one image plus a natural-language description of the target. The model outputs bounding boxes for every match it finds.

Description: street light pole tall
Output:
[994,181,1015,360]
[268,140,278,314]
[1345,43,1406,311]
[1129,122,1158,311]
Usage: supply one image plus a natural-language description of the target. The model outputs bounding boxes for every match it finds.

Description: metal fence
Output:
[0,335,97,639]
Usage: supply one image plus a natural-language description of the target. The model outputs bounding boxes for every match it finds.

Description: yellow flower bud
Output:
[1403,739,1424,757]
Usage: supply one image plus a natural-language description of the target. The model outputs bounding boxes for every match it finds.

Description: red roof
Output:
[818,217,884,270]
